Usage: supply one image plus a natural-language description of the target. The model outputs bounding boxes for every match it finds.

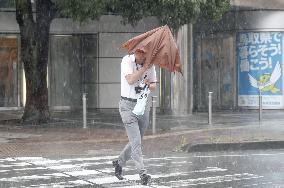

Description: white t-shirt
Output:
[121,54,157,99]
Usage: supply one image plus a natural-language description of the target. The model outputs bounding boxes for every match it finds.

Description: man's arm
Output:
[144,65,157,91]
[125,66,147,85]
[125,63,152,85]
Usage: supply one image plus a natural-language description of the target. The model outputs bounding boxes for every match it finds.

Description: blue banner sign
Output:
[237,32,283,107]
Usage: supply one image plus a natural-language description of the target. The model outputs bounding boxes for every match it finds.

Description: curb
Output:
[183,140,284,152]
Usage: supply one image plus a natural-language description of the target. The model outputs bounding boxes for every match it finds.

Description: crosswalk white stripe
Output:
[0,155,267,187]
[0,173,69,182]
[65,170,102,176]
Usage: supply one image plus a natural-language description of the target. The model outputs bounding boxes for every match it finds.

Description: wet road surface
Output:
[1,149,284,187]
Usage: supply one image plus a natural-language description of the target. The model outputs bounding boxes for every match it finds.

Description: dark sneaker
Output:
[112,160,123,180]
[140,174,151,185]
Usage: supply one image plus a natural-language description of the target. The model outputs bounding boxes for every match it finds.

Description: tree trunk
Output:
[16,0,53,124]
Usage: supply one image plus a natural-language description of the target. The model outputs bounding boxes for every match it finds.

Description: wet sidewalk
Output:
[0,109,284,156]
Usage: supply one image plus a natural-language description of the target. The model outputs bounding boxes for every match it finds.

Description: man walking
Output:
[113,49,157,185]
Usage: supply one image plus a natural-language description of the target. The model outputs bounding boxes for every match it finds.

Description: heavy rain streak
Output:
[0,0,284,187]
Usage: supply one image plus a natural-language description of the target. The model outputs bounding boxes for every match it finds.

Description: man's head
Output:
[134,49,146,65]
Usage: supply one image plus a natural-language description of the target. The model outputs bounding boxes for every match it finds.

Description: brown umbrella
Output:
[121,25,182,74]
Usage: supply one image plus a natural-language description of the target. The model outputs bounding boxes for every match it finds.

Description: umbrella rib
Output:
[150,28,166,63]
[121,25,181,73]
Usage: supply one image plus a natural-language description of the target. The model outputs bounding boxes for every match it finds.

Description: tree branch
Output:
[15,0,34,26]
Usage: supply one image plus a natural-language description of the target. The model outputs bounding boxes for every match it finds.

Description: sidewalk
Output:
[0,109,284,156]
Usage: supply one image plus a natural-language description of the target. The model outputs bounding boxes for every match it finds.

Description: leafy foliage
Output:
[106,0,154,25]
[152,0,205,30]
[54,0,107,22]
[53,0,230,30]
[200,0,231,21]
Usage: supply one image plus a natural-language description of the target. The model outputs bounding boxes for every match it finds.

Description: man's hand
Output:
[125,63,152,85]
[144,79,150,86]
[144,79,156,91]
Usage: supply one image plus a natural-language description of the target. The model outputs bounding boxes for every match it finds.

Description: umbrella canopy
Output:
[121,25,182,74]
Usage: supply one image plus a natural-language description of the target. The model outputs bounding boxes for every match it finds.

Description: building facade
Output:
[0,7,161,111]
[193,0,284,111]
[2,0,284,114]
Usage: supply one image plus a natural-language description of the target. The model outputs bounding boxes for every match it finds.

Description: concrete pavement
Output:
[0,109,284,156]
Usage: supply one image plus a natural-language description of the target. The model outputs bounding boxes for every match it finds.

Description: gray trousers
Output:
[118,98,150,175]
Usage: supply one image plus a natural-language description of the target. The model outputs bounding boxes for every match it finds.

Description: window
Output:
[0,36,18,107]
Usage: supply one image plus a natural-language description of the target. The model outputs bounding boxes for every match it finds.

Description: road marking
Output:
[0,155,268,187]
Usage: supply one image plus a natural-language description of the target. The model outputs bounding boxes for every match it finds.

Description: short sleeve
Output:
[121,56,133,77]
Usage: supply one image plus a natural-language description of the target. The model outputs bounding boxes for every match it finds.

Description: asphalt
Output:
[0,109,284,156]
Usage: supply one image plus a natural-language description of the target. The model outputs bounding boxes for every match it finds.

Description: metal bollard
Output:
[208,92,213,125]
[83,93,87,129]
[259,90,262,122]
[151,96,158,134]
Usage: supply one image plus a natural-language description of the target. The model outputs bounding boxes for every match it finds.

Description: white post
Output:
[83,93,87,129]
[152,96,158,134]
[208,92,213,125]
[259,90,262,122]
